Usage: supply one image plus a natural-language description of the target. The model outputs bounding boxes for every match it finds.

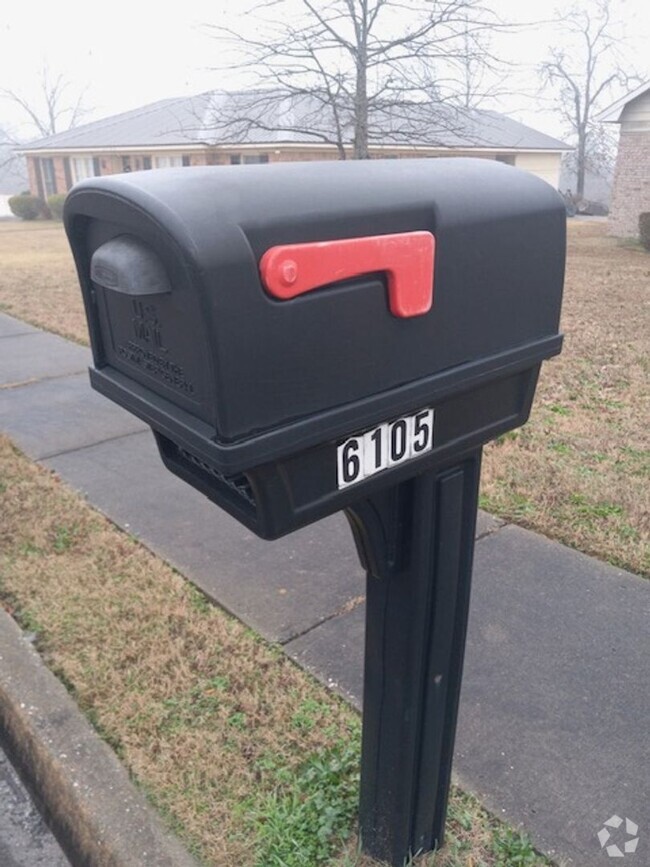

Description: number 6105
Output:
[337,408,435,489]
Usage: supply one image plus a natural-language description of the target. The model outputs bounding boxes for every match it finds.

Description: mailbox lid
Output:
[65,158,564,469]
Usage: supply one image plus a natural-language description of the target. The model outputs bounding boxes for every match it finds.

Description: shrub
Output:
[639,213,650,251]
[8,194,45,221]
[47,193,67,221]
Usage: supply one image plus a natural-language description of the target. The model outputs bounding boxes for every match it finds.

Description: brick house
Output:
[19,91,569,197]
[598,81,650,238]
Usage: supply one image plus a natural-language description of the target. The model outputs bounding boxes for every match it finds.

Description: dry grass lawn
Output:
[0,221,87,343]
[0,435,552,867]
[482,221,649,576]
[0,218,647,575]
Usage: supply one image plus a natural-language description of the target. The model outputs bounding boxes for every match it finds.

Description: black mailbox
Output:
[65,159,565,866]
[65,159,563,539]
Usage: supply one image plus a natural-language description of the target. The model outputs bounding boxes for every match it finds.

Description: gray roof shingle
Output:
[21,90,569,152]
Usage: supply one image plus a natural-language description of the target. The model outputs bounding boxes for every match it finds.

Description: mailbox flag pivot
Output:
[260,231,435,318]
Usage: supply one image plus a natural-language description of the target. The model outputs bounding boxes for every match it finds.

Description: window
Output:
[182,155,191,167]
[121,156,132,172]
[153,155,182,169]
[243,154,269,165]
[229,155,241,165]
[41,158,57,196]
[496,154,515,166]
[72,157,95,184]
[143,156,152,170]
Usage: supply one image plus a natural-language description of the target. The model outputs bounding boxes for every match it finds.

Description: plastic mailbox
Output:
[65,158,565,866]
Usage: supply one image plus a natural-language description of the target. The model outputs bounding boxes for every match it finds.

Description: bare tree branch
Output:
[0,65,91,139]
[540,0,639,199]
[201,0,514,159]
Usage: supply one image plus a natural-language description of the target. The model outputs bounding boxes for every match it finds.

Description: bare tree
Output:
[1,66,90,139]
[540,0,635,200]
[447,13,511,110]
[0,126,20,176]
[202,0,505,159]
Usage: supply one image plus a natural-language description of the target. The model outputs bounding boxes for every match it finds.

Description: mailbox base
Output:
[346,449,481,866]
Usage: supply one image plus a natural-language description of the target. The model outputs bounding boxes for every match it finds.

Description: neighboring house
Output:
[18,91,570,198]
[0,144,29,218]
[597,81,650,237]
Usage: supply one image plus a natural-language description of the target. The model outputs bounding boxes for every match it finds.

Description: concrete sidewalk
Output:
[1,311,648,866]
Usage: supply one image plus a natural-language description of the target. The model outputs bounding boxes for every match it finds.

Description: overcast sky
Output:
[1,0,648,142]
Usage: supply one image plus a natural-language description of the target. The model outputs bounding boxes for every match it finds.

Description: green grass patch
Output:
[569,494,624,521]
[547,404,571,416]
[245,725,361,867]
[491,828,544,866]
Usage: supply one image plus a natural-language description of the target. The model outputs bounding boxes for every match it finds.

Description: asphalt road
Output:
[0,744,70,867]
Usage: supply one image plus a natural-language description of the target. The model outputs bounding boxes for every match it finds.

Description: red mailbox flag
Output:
[260,231,435,318]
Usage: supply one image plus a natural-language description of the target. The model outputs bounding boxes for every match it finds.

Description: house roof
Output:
[20,90,570,153]
[19,94,215,151]
[596,80,650,123]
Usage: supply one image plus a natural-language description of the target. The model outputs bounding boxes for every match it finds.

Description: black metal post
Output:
[345,448,482,866]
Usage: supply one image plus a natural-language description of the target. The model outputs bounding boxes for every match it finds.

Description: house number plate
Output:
[336,408,435,489]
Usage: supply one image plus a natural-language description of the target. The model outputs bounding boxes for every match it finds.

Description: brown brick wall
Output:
[269,149,338,162]
[189,153,208,166]
[53,157,67,194]
[100,156,120,175]
[608,129,650,238]
[24,146,548,197]
[26,157,40,197]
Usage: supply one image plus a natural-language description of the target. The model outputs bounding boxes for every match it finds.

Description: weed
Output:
[616,447,650,478]
[18,540,43,556]
[188,585,212,615]
[506,492,536,520]
[547,404,571,416]
[248,731,360,867]
[227,711,247,730]
[291,697,331,732]
[569,494,623,520]
[160,677,230,732]
[15,608,43,636]
[52,524,76,552]
[494,431,519,446]
[492,827,541,866]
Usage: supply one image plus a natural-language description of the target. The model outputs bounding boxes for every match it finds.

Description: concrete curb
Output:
[0,608,200,867]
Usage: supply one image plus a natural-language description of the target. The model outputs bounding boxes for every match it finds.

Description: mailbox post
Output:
[350,457,482,863]
[65,158,565,866]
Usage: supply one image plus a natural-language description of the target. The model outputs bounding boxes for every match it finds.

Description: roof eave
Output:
[18,141,571,156]
[596,80,650,124]
[17,142,211,156]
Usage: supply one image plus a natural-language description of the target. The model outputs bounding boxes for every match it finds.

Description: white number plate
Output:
[336,408,435,489]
